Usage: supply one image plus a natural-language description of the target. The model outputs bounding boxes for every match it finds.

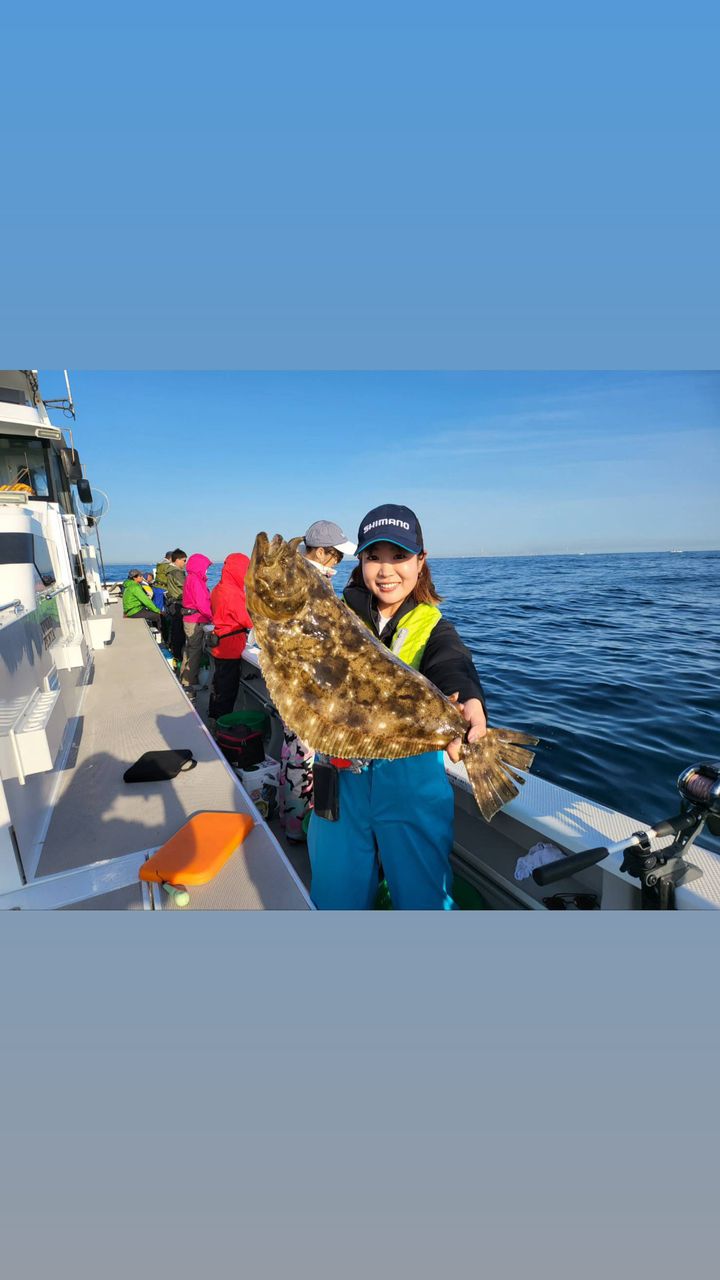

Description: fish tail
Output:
[460,727,538,823]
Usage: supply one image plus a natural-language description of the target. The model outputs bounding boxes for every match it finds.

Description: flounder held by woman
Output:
[245,533,537,821]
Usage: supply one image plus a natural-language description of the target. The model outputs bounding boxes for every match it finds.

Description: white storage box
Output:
[236,757,280,803]
[50,633,89,671]
[0,688,65,783]
[84,615,113,648]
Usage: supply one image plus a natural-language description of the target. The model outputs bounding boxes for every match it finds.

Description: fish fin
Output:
[460,727,538,822]
[289,714,430,761]
[489,740,536,770]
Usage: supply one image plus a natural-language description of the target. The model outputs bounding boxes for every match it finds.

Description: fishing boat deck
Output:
[32,604,311,910]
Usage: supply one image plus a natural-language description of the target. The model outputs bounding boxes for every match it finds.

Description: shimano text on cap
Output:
[355,504,424,556]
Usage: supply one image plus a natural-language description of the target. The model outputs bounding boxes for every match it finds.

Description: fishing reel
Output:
[533,761,720,910]
[677,762,720,835]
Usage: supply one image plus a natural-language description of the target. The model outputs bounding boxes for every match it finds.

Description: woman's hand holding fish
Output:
[446,694,487,763]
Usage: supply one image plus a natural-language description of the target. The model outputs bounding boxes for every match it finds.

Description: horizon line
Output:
[104,546,720,564]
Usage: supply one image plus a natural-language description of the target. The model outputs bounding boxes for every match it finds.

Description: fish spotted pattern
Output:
[245,533,537,821]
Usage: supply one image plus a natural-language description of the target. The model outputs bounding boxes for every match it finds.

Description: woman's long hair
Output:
[347,554,442,605]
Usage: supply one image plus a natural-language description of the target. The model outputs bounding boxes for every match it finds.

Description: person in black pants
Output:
[164,548,188,666]
[208,553,252,721]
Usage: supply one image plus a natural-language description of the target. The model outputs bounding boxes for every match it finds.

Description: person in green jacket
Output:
[122,570,161,629]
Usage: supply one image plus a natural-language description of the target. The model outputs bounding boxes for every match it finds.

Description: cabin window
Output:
[0,387,31,406]
[0,437,75,513]
[0,531,56,588]
[33,536,56,587]
[45,447,73,514]
[0,436,50,496]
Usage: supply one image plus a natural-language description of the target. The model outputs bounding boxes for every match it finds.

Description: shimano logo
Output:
[363,518,410,533]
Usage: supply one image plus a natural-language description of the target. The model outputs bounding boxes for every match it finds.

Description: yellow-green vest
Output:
[388,603,442,670]
[346,597,442,670]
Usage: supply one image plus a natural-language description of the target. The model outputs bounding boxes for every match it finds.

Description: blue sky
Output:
[39,371,719,560]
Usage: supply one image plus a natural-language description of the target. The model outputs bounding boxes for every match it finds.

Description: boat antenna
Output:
[43,369,76,420]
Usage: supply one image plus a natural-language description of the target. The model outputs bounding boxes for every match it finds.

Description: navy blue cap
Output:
[356,504,424,556]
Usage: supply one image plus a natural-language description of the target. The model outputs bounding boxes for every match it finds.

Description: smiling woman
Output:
[306,502,492,911]
[352,544,442,614]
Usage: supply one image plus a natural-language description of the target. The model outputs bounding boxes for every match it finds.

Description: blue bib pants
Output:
[308,751,456,910]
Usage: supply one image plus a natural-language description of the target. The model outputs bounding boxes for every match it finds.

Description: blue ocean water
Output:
[107,552,720,834]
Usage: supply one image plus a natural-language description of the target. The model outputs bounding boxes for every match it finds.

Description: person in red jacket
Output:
[208,553,253,721]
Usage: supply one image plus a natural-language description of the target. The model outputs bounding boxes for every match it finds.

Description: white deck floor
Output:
[34,605,311,909]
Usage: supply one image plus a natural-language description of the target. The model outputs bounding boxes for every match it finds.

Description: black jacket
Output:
[343,585,486,709]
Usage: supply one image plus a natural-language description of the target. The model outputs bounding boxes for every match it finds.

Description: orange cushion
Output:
[139,811,254,886]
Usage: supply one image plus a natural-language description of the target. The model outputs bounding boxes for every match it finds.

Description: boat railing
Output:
[0,584,73,617]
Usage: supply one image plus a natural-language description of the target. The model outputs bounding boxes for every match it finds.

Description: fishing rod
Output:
[532,762,720,910]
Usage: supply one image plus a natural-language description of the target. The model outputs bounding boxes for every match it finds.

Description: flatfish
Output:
[245,533,537,821]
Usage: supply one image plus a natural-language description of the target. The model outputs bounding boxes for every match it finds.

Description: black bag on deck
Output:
[123,749,198,783]
[215,723,265,769]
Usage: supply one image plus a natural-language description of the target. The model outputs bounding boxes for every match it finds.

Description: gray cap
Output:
[303,519,356,555]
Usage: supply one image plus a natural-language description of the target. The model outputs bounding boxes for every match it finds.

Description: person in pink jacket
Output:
[180,553,213,695]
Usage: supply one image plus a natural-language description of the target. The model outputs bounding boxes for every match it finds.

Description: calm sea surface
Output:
[108,552,720,836]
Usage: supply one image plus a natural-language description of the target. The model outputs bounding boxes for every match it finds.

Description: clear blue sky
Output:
[39,371,720,560]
